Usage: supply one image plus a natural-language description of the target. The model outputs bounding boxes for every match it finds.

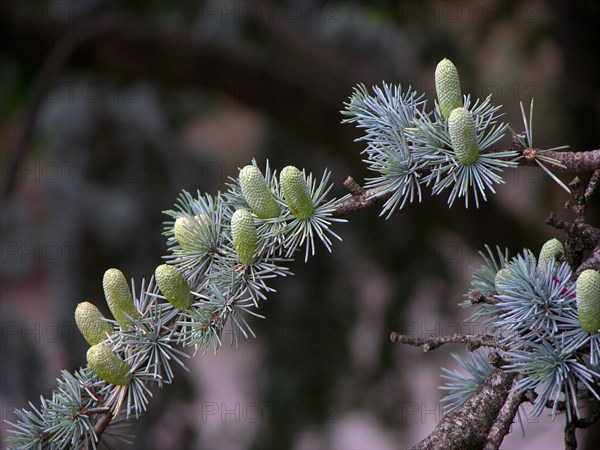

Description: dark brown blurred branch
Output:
[0,3,368,195]
[2,13,119,195]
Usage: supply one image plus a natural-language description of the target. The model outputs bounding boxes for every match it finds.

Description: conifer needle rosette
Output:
[278,165,349,262]
[163,191,225,282]
[92,277,187,418]
[7,368,108,449]
[458,244,600,419]
[504,335,600,420]
[96,347,158,419]
[406,94,517,208]
[342,82,426,218]
[218,207,291,305]
[460,244,509,327]
[115,277,189,386]
[439,350,495,414]
[511,99,571,193]
[493,249,575,343]
[177,283,264,354]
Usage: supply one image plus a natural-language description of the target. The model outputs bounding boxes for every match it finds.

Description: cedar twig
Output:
[389,332,508,352]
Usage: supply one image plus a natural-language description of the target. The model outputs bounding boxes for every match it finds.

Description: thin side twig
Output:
[524,149,600,172]
[546,213,600,249]
[389,332,508,352]
[468,289,500,305]
[332,182,389,217]
[584,169,600,202]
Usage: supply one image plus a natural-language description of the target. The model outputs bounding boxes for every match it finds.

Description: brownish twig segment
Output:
[541,149,600,172]
[584,169,600,202]
[342,176,364,196]
[333,149,600,218]
[564,417,578,450]
[389,332,508,352]
[546,213,600,249]
[468,289,500,305]
[332,182,389,217]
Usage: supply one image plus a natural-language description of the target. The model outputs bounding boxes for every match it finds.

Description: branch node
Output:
[343,176,364,195]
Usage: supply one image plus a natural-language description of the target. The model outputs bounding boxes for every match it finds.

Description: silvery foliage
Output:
[343,83,569,213]
[7,160,348,448]
[442,247,599,421]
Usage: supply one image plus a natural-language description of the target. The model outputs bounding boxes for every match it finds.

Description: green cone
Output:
[537,238,564,272]
[494,268,512,294]
[103,268,139,327]
[75,302,113,346]
[280,166,314,219]
[239,165,280,219]
[576,269,600,333]
[435,58,462,119]
[155,264,194,310]
[231,208,258,265]
[173,215,211,251]
[448,107,479,165]
[87,344,131,386]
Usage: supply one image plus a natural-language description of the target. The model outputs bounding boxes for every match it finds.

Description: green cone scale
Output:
[494,268,512,294]
[537,238,564,272]
[173,216,210,251]
[103,268,139,327]
[239,165,280,219]
[155,264,194,310]
[280,166,314,219]
[576,269,600,333]
[435,58,462,119]
[448,107,479,165]
[75,302,113,345]
[231,208,258,265]
[87,344,131,386]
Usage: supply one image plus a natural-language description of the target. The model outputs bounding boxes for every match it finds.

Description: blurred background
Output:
[1,0,599,448]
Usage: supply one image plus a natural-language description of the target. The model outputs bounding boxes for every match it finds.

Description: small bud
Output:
[494,268,512,294]
[87,344,131,386]
[280,166,314,219]
[448,107,479,165]
[103,268,139,327]
[537,238,564,272]
[576,269,600,333]
[239,165,280,219]
[435,58,462,119]
[173,215,211,250]
[155,264,194,310]
[231,209,258,265]
[75,302,113,346]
